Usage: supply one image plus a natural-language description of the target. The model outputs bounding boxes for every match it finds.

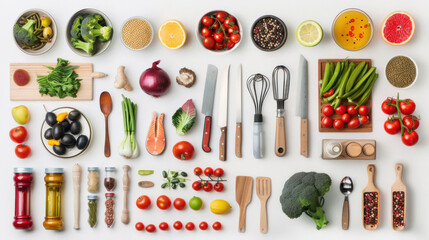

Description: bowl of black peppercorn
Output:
[251,15,287,51]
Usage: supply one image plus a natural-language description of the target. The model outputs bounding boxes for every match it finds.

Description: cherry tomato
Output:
[227,15,236,24]
[194,167,203,176]
[10,126,28,143]
[202,15,214,27]
[135,222,144,231]
[403,115,419,131]
[358,105,369,115]
[201,27,212,37]
[347,117,361,129]
[212,221,222,230]
[384,118,401,135]
[173,198,186,210]
[399,99,416,115]
[347,105,358,115]
[146,224,156,233]
[333,119,344,129]
[136,195,151,209]
[381,98,397,115]
[192,181,202,191]
[335,104,347,115]
[185,222,195,231]
[159,222,169,231]
[173,221,183,230]
[228,25,239,34]
[214,182,224,192]
[216,11,228,22]
[214,168,224,177]
[212,21,220,30]
[230,33,241,43]
[321,116,333,128]
[224,18,235,28]
[204,167,213,176]
[402,131,419,146]
[199,221,209,230]
[172,141,195,160]
[203,37,216,50]
[322,105,334,117]
[226,39,235,49]
[203,182,213,192]
[15,144,31,159]
[213,32,224,43]
[360,115,369,125]
[341,113,351,123]
[215,42,224,50]
[156,195,171,210]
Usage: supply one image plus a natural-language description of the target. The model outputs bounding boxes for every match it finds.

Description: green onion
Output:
[118,95,139,159]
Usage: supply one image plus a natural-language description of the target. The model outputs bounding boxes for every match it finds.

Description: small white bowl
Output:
[385,55,418,89]
[121,16,154,51]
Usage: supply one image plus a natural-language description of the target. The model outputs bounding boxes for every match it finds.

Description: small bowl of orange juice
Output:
[332,8,373,51]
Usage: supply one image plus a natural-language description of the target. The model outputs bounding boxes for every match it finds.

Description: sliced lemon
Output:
[158,20,187,49]
[296,20,323,47]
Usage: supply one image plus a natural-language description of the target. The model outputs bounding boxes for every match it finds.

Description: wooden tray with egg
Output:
[322,139,376,160]
[318,59,372,132]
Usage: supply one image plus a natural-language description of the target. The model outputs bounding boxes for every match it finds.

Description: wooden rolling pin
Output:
[121,165,130,224]
[72,164,82,230]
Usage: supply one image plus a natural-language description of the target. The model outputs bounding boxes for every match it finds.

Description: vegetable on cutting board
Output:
[118,95,139,158]
[146,112,165,155]
[172,99,196,135]
[280,172,332,230]
[114,66,133,91]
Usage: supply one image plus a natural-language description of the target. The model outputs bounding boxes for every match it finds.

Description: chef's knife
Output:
[296,55,309,157]
[201,64,218,152]
[235,64,242,158]
[218,65,230,161]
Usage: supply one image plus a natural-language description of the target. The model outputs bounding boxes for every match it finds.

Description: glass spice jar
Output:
[88,195,98,228]
[104,167,116,191]
[87,167,99,193]
[13,167,33,230]
[104,193,115,228]
[43,168,64,230]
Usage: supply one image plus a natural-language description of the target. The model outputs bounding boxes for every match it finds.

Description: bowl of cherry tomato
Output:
[197,10,242,53]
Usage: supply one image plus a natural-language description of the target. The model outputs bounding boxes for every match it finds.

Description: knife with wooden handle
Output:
[235,64,242,158]
[218,65,230,161]
[297,55,309,157]
[201,65,218,152]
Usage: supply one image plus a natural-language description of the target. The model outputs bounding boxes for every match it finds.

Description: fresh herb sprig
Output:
[161,170,188,190]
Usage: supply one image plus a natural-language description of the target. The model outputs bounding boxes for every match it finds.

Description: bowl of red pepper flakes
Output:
[251,15,287,51]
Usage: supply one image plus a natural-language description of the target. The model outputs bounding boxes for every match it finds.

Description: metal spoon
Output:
[100,91,112,157]
[340,176,353,230]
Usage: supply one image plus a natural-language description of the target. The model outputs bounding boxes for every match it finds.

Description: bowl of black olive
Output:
[41,107,92,158]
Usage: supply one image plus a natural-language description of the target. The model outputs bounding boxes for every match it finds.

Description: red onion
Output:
[139,60,171,97]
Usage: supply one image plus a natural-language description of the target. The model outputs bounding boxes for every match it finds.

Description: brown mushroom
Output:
[176,67,196,88]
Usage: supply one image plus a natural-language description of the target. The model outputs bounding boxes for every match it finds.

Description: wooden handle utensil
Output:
[275,117,286,156]
[72,164,82,230]
[121,165,130,224]
[235,122,242,158]
[391,163,406,231]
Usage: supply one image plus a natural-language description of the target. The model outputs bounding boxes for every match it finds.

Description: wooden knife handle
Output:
[219,127,227,161]
[235,123,242,158]
[202,116,212,152]
[342,196,349,230]
[300,118,309,157]
[275,117,286,157]
[104,116,110,157]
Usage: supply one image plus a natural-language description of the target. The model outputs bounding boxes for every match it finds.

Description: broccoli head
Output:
[81,14,112,43]
[71,38,94,55]
[90,26,112,42]
[70,15,83,39]
[280,172,332,230]
[13,19,38,45]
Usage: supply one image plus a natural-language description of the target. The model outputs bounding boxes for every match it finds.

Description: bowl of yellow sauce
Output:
[332,9,373,51]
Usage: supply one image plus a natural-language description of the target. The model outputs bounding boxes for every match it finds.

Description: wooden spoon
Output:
[100,91,112,157]
[235,176,253,233]
[362,164,379,230]
[391,163,406,231]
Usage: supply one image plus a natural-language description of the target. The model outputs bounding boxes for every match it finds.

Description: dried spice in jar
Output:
[392,191,405,228]
[105,193,115,228]
[251,16,287,51]
[385,56,417,88]
[88,195,98,228]
[104,167,116,192]
[363,192,379,227]
[87,167,99,193]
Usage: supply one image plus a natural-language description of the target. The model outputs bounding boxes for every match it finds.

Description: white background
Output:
[2,0,428,239]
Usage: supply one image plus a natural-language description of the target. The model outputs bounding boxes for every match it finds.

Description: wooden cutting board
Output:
[10,62,101,101]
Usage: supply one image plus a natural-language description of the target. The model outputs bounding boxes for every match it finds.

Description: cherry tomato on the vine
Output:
[204,167,213,176]
[202,16,214,27]
[399,99,416,115]
[203,37,215,50]
[384,118,401,135]
[214,182,224,192]
[192,181,202,191]
[214,168,224,177]
[201,27,212,37]
[213,32,224,43]
[402,131,419,146]
[216,11,228,22]
[203,182,213,192]
[381,98,397,115]
[194,167,203,176]
[403,115,419,131]
[230,33,241,43]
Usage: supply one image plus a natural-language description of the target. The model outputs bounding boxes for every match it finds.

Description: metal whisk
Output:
[247,73,270,159]
[272,65,290,156]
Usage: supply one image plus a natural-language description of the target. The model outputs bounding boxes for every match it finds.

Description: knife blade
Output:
[235,64,242,158]
[201,64,218,152]
[218,65,230,161]
[296,55,309,157]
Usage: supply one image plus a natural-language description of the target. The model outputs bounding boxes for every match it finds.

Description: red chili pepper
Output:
[322,88,335,97]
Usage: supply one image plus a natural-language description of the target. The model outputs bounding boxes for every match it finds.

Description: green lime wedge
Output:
[296,20,323,47]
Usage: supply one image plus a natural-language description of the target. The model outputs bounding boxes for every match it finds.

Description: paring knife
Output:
[201,64,218,152]
[218,65,230,161]
[296,55,309,157]
[235,64,242,158]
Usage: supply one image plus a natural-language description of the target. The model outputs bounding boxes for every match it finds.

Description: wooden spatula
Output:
[256,177,271,233]
[391,163,406,231]
[362,164,379,230]
[236,176,253,233]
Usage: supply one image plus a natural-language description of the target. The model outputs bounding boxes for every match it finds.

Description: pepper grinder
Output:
[121,165,130,224]
[72,164,82,230]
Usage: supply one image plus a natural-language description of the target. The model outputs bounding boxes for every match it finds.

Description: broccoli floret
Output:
[13,19,38,45]
[90,26,112,42]
[280,172,332,230]
[81,14,112,43]
[70,15,83,39]
[71,38,94,55]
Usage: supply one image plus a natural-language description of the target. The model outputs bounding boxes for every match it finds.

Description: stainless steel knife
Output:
[201,64,218,152]
[235,64,242,158]
[218,65,230,161]
[296,55,309,157]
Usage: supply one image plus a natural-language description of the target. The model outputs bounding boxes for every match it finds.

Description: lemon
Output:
[210,199,231,215]
[296,20,323,47]
[158,20,186,49]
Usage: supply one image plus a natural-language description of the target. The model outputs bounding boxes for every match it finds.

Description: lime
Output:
[189,196,203,210]
[296,20,323,47]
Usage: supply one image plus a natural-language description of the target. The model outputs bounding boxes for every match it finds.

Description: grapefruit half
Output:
[381,11,415,46]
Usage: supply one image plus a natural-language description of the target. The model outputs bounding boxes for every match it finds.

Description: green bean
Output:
[322,61,342,94]
[348,72,377,102]
[346,61,366,92]
[342,67,376,98]
[320,62,332,97]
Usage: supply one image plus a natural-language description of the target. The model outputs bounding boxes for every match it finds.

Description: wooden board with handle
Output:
[391,163,406,231]
[10,62,105,101]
